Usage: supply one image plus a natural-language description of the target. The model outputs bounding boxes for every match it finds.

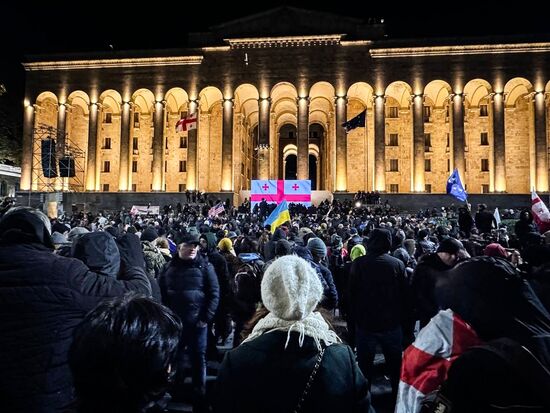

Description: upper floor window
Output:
[424,133,432,150]
[425,159,432,172]
[480,132,489,146]
[388,133,399,146]
[480,104,488,117]
[387,107,399,118]
[104,113,112,124]
[180,136,187,148]
[423,105,432,122]
[103,137,111,149]
[389,159,399,172]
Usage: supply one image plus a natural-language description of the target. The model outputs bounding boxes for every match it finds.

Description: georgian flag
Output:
[395,309,481,413]
[175,112,198,133]
[531,190,550,233]
[250,180,311,208]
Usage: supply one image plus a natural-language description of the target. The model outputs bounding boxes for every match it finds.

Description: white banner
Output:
[130,205,160,215]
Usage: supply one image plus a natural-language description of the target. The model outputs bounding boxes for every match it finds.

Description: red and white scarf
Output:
[395,309,482,413]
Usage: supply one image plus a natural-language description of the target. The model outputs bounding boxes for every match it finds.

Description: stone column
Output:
[118,102,132,191]
[335,96,347,191]
[258,97,271,180]
[452,93,466,178]
[56,103,68,190]
[374,95,386,191]
[152,100,166,191]
[20,104,36,190]
[186,100,199,191]
[297,96,310,180]
[412,94,425,192]
[492,92,506,192]
[534,92,548,191]
[57,103,67,154]
[86,102,99,191]
[222,98,234,191]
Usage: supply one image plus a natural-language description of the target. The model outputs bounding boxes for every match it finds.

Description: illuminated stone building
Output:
[20,7,550,197]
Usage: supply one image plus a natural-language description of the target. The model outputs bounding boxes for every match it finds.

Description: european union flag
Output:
[342,109,366,133]
[446,168,468,202]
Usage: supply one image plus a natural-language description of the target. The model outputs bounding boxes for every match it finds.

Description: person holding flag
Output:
[531,190,550,233]
[263,200,290,233]
[446,168,467,202]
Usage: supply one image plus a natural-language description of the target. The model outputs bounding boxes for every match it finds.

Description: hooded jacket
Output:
[349,229,409,332]
[0,209,151,412]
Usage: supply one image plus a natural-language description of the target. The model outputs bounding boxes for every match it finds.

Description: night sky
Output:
[2,2,550,121]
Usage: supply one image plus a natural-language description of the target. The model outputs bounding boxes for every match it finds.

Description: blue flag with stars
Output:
[446,168,468,202]
[342,109,366,133]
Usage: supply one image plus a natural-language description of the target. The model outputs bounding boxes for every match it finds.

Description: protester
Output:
[215,255,373,413]
[69,294,182,413]
[0,207,152,412]
[159,233,219,412]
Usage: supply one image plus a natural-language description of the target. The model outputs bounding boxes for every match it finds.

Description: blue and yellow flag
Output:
[263,200,291,233]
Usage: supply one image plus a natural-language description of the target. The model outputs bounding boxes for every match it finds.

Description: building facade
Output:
[20,8,550,196]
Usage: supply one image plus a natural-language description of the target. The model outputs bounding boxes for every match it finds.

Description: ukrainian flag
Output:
[264,200,291,233]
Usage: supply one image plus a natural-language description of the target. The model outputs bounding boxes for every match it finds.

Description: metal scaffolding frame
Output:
[32,124,86,192]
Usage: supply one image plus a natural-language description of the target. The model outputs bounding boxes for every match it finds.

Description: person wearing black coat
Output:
[412,238,467,328]
[458,207,474,237]
[475,203,496,234]
[159,233,219,412]
[349,228,410,397]
[428,257,550,412]
[0,207,152,413]
[215,255,372,413]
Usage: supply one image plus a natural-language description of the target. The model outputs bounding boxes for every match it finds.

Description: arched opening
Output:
[285,155,297,179]
[278,124,298,179]
[309,154,317,189]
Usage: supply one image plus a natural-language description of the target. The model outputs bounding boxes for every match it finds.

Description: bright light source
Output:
[355,201,362,208]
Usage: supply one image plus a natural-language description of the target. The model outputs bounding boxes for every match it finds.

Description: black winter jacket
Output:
[159,254,219,325]
[349,252,409,332]
[0,243,151,412]
[215,331,372,413]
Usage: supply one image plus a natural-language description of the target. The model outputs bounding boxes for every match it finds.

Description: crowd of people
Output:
[1,195,550,413]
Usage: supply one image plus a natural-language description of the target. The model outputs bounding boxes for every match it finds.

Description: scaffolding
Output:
[32,124,86,192]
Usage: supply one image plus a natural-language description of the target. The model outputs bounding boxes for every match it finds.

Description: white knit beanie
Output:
[261,255,323,321]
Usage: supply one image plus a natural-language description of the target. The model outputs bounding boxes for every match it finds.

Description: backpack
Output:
[234,255,262,303]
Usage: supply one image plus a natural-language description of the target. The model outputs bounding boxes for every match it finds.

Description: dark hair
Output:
[69,293,182,413]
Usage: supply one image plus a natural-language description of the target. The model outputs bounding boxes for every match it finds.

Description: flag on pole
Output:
[208,202,225,218]
[446,169,468,202]
[175,118,185,133]
[342,109,366,133]
[185,112,197,131]
[264,200,291,233]
[531,190,550,233]
[175,112,198,133]
[493,207,501,227]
